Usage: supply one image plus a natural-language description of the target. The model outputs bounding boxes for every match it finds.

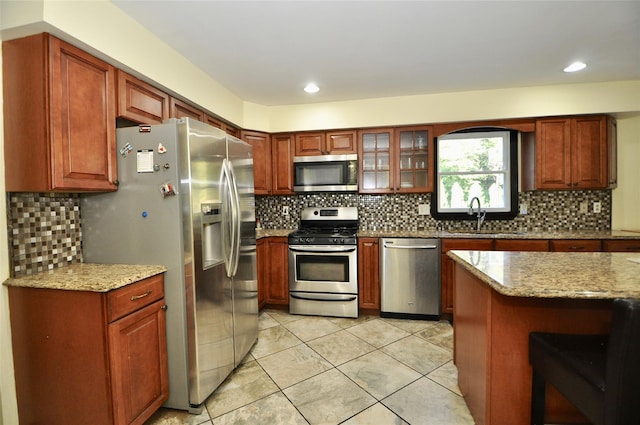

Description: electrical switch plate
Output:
[593,202,601,213]
[580,201,588,214]
[418,204,429,215]
[519,203,528,215]
[283,206,290,216]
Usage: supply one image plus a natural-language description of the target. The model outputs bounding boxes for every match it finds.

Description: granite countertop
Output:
[257,228,640,240]
[358,229,640,240]
[448,250,640,299]
[3,263,167,292]
[256,228,295,239]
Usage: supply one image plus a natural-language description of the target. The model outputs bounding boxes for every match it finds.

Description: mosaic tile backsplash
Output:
[7,193,82,277]
[7,190,611,277]
[256,190,612,233]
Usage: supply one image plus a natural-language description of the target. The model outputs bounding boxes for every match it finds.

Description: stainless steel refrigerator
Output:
[81,118,258,413]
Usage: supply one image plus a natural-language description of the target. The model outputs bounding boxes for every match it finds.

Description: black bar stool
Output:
[529,298,640,425]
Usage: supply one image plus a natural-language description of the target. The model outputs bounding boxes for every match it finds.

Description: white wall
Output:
[0,1,639,421]
[612,113,640,231]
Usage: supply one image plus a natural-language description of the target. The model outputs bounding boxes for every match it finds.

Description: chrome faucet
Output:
[468,196,486,232]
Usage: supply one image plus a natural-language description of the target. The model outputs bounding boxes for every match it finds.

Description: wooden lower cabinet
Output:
[8,275,168,425]
[257,237,289,306]
[550,239,601,252]
[602,239,640,252]
[441,239,494,315]
[358,238,380,311]
[257,238,268,308]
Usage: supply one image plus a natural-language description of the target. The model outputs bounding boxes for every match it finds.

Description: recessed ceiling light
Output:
[304,82,319,93]
[564,62,587,73]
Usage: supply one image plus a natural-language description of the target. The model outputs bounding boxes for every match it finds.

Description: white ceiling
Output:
[111,0,640,106]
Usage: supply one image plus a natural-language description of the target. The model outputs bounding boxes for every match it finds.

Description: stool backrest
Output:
[604,298,640,425]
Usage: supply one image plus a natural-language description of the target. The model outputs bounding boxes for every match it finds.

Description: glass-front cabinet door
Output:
[396,125,434,193]
[359,128,394,193]
[358,126,433,193]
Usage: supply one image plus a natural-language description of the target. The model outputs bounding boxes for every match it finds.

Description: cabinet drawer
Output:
[441,238,494,252]
[602,240,640,252]
[108,274,164,322]
[495,239,549,251]
[550,239,601,252]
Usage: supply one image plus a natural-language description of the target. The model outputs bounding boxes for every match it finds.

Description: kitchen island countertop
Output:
[3,263,167,292]
[448,250,640,299]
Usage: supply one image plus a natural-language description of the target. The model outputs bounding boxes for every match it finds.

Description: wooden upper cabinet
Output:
[241,131,272,195]
[206,114,240,138]
[358,126,433,193]
[294,130,357,156]
[3,33,118,192]
[295,132,326,156]
[524,115,613,190]
[117,71,169,125]
[170,97,205,121]
[395,125,434,193]
[326,130,357,154]
[271,133,295,195]
[359,128,394,193]
[607,117,618,188]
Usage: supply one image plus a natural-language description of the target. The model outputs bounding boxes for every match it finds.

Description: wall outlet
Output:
[418,204,430,215]
[593,202,601,213]
[519,203,528,215]
[580,201,588,214]
[282,206,290,216]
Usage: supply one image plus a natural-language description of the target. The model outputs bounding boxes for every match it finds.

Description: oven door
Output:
[288,245,358,294]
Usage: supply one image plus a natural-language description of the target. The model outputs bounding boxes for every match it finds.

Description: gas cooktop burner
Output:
[289,207,359,246]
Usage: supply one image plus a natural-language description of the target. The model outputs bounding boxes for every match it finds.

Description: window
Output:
[431,128,519,220]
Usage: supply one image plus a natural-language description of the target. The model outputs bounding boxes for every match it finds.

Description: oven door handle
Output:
[290,293,358,302]
[289,246,357,253]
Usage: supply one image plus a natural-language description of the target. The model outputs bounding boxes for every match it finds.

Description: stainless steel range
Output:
[288,207,359,318]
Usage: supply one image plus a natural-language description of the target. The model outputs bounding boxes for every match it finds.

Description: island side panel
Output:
[453,262,492,425]
[454,263,613,425]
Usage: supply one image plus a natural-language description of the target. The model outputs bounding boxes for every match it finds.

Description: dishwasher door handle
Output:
[383,243,438,249]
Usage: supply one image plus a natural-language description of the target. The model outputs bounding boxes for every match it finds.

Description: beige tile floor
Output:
[145,309,475,425]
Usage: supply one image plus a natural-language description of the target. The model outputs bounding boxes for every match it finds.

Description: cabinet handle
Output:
[113,179,120,186]
[161,305,168,311]
[130,290,152,301]
[568,246,585,250]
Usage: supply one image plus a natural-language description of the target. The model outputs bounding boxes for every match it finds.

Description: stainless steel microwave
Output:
[293,154,358,192]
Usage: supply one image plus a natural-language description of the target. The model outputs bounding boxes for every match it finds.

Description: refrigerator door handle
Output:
[227,160,242,277]
[221,159,237,278]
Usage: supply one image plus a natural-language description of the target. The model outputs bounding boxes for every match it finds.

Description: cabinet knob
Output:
[113,179,120,186]
[161,304,168,311]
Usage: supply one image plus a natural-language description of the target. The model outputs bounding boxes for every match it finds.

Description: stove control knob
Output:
[341,239,345,244]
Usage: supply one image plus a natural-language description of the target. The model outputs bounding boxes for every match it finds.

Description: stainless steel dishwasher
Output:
[380,238,441,319]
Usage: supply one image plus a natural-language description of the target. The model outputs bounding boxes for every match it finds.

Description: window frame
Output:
[430,127,519,221]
